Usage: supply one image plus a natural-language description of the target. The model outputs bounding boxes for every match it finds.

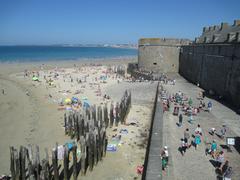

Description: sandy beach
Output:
[0,57,157,179]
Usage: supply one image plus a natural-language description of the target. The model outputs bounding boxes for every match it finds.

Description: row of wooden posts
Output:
[9,90,131,180]
[64,90,132,139]
[10,142,84,180]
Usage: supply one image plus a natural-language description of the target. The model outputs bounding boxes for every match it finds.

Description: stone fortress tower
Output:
[136,20,240,109]
[138,38,190,73]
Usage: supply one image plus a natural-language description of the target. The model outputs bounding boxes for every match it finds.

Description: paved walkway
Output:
[145,96,163,180]
[161,74,240,180]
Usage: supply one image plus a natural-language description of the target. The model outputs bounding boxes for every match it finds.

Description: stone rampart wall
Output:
[179,44,240,108]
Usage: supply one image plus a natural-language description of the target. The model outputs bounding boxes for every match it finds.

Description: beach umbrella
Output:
[64,98,72,104]
[72,97,78,103]
[32,76,39,81]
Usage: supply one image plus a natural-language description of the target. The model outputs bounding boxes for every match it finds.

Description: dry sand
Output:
[0,57,157,179]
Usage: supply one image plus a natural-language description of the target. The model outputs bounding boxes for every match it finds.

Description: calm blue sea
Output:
[0,46,137,63]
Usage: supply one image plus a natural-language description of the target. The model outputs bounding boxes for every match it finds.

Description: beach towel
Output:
[120,129,128,134]
[107,144,117,152]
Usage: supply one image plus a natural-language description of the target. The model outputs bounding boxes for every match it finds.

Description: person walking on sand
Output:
[2,89,4,95]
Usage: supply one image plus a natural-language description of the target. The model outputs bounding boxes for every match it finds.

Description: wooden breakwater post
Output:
[52,143,59,180]
[40,148,51,180]
[110,103,114,127]
[72,145,77,180]
[19,146,26,180]
[27,145,34,180]
[10,147,17,180]
[80,136,86,175]
[63,146,69,180]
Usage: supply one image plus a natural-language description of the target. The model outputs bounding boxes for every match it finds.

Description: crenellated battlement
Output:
[199,20,240,43]
[138,38,190,46]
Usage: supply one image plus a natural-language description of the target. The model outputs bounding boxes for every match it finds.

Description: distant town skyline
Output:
[0,0,239,45]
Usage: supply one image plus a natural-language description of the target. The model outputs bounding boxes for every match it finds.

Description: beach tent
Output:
[64,98,72,104]
[32,76,39,81]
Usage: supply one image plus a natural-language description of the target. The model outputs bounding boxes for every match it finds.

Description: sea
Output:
[0,46,137,63]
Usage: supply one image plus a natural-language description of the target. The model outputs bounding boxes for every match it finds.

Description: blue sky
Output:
[0,0,239,45]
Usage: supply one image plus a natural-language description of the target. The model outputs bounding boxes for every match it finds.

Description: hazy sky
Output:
[0,0,239,45]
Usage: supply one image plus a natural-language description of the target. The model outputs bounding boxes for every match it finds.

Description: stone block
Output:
[220,45,234,57]
[234,44,240,58]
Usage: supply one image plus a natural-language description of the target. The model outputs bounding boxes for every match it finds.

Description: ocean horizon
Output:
[0,46,137,63]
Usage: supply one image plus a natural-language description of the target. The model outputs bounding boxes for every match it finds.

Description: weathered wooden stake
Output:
[110,103,114,127]
[10,147,16,180]
[20,146,26,180]
[27,145,35,180]
[80,136,86,175]
[64,113,67,135]
[63,146,69,180]
[35,145,40,180]
[15,149,20,180]
[72,145,77,180]
[52,143,59,180]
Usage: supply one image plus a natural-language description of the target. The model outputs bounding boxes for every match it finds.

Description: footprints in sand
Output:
[24,96,40,143]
